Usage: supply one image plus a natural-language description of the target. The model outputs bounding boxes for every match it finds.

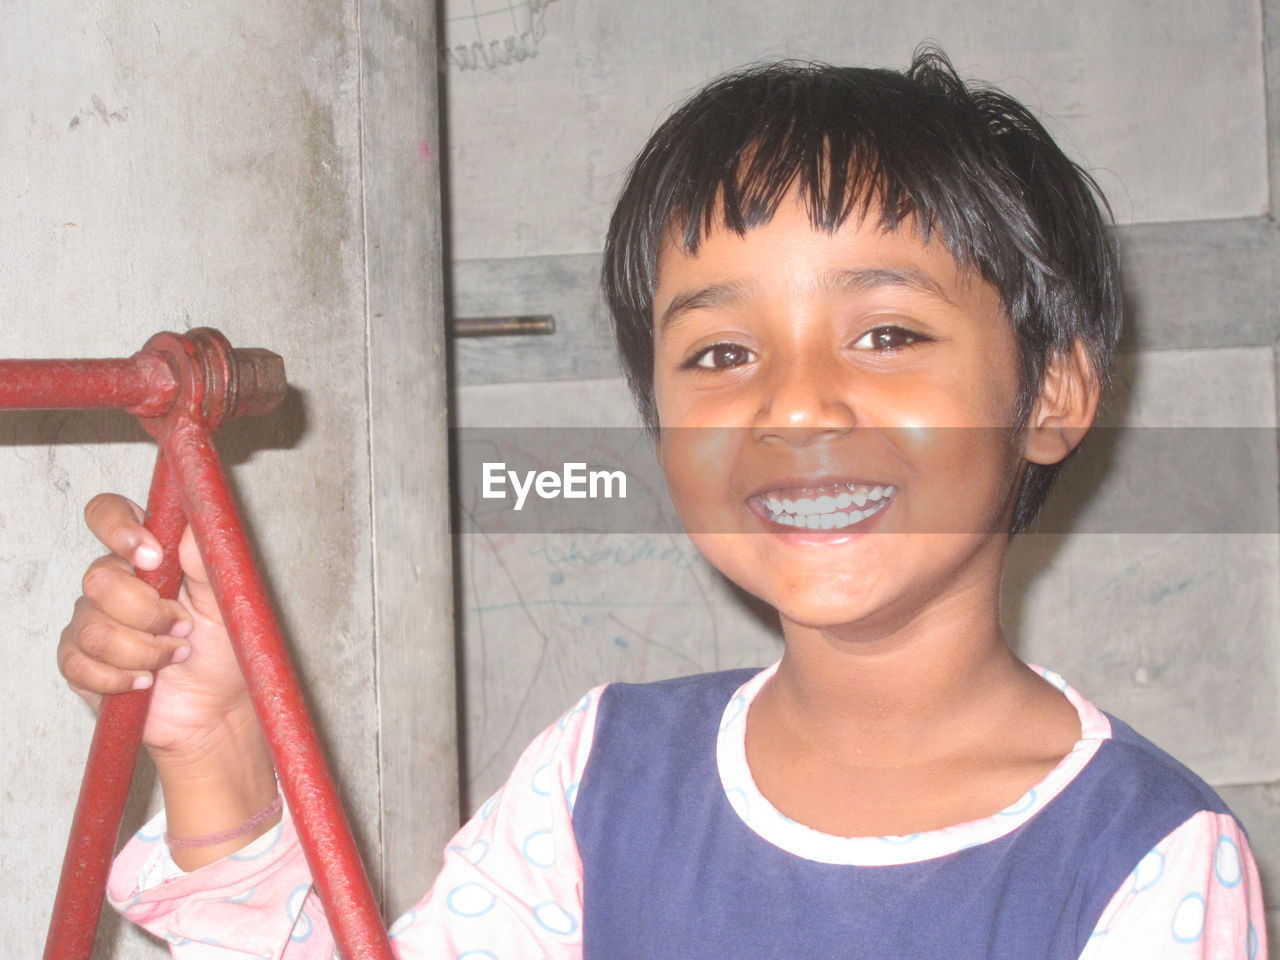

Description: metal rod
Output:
[452,314,555,337]
[161,416,394,960]
[42,451,186,960]
[0,355,177,416]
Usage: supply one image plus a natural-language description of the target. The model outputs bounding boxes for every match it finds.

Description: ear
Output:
[1023,339,1101,466]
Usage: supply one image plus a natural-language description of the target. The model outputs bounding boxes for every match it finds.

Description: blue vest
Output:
[572,669,1233,959]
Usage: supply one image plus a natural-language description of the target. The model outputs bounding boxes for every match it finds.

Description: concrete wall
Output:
[0,0,454,954]
[446,0,1280,945]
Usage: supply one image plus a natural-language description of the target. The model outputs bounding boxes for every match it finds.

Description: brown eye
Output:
[852,325,927,351]
[687,342,757,370]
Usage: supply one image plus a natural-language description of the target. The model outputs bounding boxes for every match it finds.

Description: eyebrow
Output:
[820,267,956,306]
[657,280,753,334]
[657,266,954,334]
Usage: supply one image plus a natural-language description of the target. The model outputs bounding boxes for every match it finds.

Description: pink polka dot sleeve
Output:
[106,687,603,958]
[389,687,599,958]
[1079,811,1268,959]
[107,806,333,957]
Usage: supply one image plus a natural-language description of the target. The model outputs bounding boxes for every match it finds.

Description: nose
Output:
[751,352,856,446]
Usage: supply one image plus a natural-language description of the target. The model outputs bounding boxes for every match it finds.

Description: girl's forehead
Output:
[653,196,984,312]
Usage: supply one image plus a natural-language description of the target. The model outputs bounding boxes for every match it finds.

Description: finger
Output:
[79,560,193,637]
[177,524,209,586]
[84,493,162,570]
[61,605,190,674]
[176,525,222,621]
[59,644,159,696]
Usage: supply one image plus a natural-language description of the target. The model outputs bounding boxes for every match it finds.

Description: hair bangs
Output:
[665,74,944,261]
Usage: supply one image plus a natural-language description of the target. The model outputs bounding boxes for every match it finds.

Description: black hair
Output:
[601,44,1122,533]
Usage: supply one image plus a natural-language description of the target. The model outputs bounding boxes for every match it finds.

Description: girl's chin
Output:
[769,593,886,631]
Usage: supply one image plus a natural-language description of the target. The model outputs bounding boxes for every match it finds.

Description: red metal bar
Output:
[0,329,394,959]
[0,354,177,416]
[161,416,395,960]
[43,452,186,960]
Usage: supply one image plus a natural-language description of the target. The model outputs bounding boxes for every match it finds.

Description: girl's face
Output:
[651,192,1038,637]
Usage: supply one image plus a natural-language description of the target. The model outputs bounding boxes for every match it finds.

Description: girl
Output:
[62,48,1267,958]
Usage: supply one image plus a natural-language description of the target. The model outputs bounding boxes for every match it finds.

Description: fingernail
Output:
[131,674,154,691]
[171,645,191,664]
[170,619,193,639]
[134,545,162,569]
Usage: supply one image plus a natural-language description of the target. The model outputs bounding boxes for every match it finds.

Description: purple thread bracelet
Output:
[165,793,284,850]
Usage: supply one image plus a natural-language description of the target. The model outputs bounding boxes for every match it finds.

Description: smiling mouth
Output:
[749,481,896,531]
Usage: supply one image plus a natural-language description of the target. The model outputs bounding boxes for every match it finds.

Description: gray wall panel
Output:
[1,0,453,951]
[449,219,1280,391]
[443,0,1267,261]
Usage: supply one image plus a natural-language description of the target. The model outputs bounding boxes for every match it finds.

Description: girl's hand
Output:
[58,493,258,762]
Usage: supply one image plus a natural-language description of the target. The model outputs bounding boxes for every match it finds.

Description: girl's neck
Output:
[767,575,1045,769]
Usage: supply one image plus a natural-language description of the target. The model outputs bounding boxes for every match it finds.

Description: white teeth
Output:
[870,485,883,501]
[763,492,891,531]
[835,492,852,509]
[852,489,867,507]
[782,498,795,513]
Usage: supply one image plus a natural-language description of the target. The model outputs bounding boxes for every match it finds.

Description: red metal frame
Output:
[0,329,394,960]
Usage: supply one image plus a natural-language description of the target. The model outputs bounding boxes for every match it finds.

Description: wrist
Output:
[165,791,283,851]
[159,761,282,870]
[149,705,282,871]
[164,790,284,872]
